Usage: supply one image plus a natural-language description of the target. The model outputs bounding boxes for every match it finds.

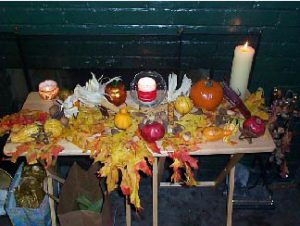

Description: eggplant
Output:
[221,81,251,119]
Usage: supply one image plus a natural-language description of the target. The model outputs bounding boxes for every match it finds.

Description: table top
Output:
[4,92,276,157]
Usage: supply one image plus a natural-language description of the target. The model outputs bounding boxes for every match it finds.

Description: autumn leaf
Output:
[135,159,152,176]
[50,145,64,158]
[146,142,161,154]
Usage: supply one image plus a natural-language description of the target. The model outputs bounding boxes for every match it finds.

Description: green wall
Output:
[0,1,299,94]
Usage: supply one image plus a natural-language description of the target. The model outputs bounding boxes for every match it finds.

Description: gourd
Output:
[174,96,193,115]
[44,119,63,138]
[202,126,232,142]
[114,108,132,130]
[190,78,223,111]
[11,124,39,143]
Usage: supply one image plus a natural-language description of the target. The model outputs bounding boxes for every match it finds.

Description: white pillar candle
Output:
[229,42,255,100]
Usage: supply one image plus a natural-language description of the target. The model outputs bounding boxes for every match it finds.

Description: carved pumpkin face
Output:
[105,81,127,106]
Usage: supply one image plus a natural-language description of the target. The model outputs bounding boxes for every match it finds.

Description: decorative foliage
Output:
[244,88,269,120]
[168,148,198,186]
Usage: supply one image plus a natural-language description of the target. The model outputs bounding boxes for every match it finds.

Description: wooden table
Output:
[4,92,276,226]
[150,134,275,226]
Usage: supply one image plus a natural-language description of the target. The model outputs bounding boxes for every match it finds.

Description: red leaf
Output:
[170,149,198,169]
[135,160,152,176]
[147,142,161,154]
[50,145,64,158]
[37,112,48,124]
[121,184,131,196]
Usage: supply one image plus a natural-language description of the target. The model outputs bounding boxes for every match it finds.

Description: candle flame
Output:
[244,41,248,48]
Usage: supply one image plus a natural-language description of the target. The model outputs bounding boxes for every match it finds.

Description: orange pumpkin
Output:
[190,79,223,111]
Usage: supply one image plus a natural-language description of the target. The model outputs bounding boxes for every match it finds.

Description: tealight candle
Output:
[230,41,255,100]
[137,77,157,102]
[38,80,59,100]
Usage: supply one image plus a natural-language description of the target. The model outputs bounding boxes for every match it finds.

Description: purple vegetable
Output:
[221,81,251,119]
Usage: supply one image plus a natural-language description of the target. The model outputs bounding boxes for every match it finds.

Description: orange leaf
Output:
[147,142,161,154]
[135,159,152,176]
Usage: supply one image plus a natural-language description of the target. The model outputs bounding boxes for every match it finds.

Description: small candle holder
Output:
[137,77,157,102]
[38,80,59,100]
[130,71,167,108]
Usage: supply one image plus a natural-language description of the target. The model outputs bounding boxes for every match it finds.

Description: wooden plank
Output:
[153,157,158,226]
[125,196,131,226]
[160,181,215,187]
[46,170,57,226]
[226,165,235,226]
[214,154,244,187]
[157,157,166,184]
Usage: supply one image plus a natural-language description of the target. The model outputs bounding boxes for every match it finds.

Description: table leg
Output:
[46,170,57,226]
[153,157,158,226]
[215,154,243,187]
[157,157,166,184]
[125,196,131,226]
[226,165,235,226]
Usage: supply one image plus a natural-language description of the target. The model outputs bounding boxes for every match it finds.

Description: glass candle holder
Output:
[137,77,157,102]
[130,71,167,108]
[38,80,59,100]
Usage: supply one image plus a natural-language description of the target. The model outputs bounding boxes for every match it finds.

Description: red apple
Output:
[243,116,265,137]
[140,121,165,143]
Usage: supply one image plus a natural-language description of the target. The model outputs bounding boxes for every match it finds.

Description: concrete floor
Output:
[1,177,300,226]
[111,177,300,226]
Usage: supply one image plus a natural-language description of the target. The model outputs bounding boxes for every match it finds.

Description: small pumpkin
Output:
[190,78,223,111]
[44,119,63,138]
[114,108,132,130]
[105,80,127,106]
[174,96,193,115]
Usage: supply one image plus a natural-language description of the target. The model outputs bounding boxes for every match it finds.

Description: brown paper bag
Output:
[57,162,112,226]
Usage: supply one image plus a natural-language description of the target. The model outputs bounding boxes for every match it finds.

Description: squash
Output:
[44,119,63,138]
[190,78,223,111]
[174,96,193,115]
[114,108,132,130]
[202,126,226,142]
[11,124,39,143]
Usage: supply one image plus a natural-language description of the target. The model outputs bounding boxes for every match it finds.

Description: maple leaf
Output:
[11,143,32,163]
[169,148,199,185]
[26,152,37,165]
[135,159,152,176]
[184,163,197,186]
[146,142,161,154]
[120,169,131,196]
[50,145,64,158]
[100,165,119,193]
[169,159,182,183]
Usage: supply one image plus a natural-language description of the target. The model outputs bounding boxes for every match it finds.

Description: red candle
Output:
[137,77,157,102]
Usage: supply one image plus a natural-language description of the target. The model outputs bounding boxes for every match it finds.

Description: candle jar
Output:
[130,71,167,108]
[137,77,157,102]
[38,80,59,100]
